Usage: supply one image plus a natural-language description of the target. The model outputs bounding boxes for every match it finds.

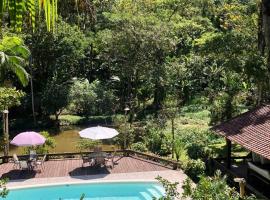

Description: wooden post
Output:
[3,110,9,163]
[171,118,175,159]
[234,178,246,198]
[226,139,231,169]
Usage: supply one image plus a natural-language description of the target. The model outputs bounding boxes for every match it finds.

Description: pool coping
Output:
[8,179,160,190]
[5,169,189,199]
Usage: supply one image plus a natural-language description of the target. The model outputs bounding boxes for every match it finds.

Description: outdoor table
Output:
[88,152,107,159]
[27,158,37,170]
[19,160,33,170]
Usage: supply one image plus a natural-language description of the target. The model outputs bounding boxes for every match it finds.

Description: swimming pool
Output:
[4,182,165,200]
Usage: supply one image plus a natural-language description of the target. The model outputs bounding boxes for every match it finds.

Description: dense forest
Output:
[1,0,270,199]
[1,0,269,124]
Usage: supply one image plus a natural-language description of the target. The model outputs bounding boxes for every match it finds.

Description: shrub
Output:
[176,129,216,160]
[76,139,100,152]
[24,131,56,154]
[0,178,9,198]
[182,170,257,200]
[183,159,205,181]
[174,139,185,161]
[131,142,147,152]
[153,176,179,200]
[186,142,211,160]
[145,127,171,156]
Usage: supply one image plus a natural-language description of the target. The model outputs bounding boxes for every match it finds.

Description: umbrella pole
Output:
[3,110,9,163]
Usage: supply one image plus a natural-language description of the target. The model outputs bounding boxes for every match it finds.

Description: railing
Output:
[126,150,181,170]
[0,149,181,170]
[211,157,270,200]
[0,150,123,162]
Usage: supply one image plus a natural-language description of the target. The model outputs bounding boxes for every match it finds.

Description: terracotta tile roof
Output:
[212,104,270,160]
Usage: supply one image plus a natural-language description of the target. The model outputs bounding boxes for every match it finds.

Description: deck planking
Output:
[0,156,169,180]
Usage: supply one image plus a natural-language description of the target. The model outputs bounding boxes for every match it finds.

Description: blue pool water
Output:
[4,182,165,200]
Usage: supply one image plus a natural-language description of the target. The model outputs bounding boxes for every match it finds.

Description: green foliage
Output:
[24,131,56,154]
[68,79,98,116]
[130,142,147,152]
[0,178,9,198]
[176,129,215,160]
[182,171,257,200]
[183,159,206,182]
[76,139,100,152]
[41,75,71,121]
[153,176,179,200]
[145,126,171,156]
[173,139,185,161]
[0,87,25,111]
[0,36,30,86]
[0,0,57,32]
[68,79,117,116]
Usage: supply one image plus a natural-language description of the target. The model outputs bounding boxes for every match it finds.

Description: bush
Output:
[131,142,147,152]
[186,143,211,160]
[174,139,185,161]
[76,139,100,152]
[145,127,171,156]
[176,129,216,159]
[0,178,9,198]
[153,176,179,200]
[183,159,205,181]
[24,131,56,154]
[182,170,257,200]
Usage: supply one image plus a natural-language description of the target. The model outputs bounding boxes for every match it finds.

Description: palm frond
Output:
[11,45,31,59]
[0,36,30,87]
[9,63,29,87]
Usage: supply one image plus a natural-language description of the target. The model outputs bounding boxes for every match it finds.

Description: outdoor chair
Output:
[29,150,37,160]
[106,148,117,168]
[19,160,29,170]
[35,154,46,171]
[81,154,88,167]
[95,156,106,167]
[12,154,20,169]
[81,154,95,167]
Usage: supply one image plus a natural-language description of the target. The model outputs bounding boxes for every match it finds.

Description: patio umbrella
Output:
[10,131,46,147]
[79,126,119,140]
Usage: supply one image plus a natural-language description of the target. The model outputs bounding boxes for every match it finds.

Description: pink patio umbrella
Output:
[10,131,46,147]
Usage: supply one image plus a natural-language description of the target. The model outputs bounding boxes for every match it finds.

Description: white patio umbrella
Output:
[79,126,119,140]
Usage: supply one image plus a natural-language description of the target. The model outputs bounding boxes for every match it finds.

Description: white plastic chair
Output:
[35,155,46,171]
[12,154,20,169]
[29,150,37,160]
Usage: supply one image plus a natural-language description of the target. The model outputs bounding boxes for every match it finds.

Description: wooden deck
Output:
[0,156,170,180]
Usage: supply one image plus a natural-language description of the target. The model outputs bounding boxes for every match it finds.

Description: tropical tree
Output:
[0,0,58,32]
[0,36,30,86]
[0,87,25,110]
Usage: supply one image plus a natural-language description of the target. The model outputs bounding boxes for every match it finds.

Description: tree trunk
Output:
[171,118,175,159]
[3,110,9,163]
[259,1,270,100]
[224,93,234,120]
[30,64,36,126]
